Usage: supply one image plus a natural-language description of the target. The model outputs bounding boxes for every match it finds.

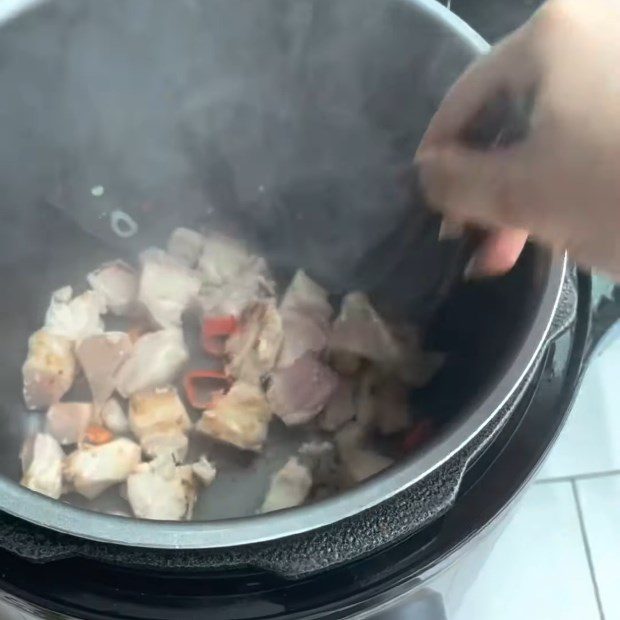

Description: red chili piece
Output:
[202,315,238,357]
[402,419,434,453]
[183,370,231,410]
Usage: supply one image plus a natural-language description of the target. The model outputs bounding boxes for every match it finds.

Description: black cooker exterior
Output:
[0,272,593,620]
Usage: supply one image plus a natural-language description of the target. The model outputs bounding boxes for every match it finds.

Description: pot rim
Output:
[0,0,566,550]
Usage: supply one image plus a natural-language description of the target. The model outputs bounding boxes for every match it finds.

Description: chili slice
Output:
[84,425,114,445]
[184,370,231,410]
[202,315,238,356]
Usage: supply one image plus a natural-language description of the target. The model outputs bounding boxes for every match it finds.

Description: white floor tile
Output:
[577,475,620,620]
[453,483,600,620]
[539,329,620,479]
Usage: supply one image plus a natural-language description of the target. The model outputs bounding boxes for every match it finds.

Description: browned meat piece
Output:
[126,456,197,520]
[87,260,138,316]
[64,437,141,500]
[260,457,312,513]
[129,387,191,462]
[20,433,64,499]
[46,402,94,445]
[267,352,338,426]
[195,381,272,452]
[225,300,283,384]
[100,398,129,434]
[330,292,401,365]
[192,455,217,487]
[76,332,133,406]
[115,329,189,398]
[22,329,76,410]
[44,286,106,342]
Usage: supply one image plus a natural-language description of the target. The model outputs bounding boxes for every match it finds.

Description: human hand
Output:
[416,0,620,278]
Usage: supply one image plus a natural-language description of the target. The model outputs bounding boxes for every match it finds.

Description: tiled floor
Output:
[454,300,620,620]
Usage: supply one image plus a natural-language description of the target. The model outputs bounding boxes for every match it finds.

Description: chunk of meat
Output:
[197,234,257,287]
[335,422,393,485]
[141,430,189,463]
[319,378,356,432]
[267,352,338,426]
[278,309,329,368]
[100,398,129,434]
[87,260,138,316]
[260,457,312,513]
[280,270,332,322]
[392,325,446,388]
[373,377,410,436]
[167,227,206,268]
[44,286,106,342]
[138,248,202,328]
[22,329,76,410]
[64,438,141,499]
[195,381,272,452]
[115,329,189,398]
[277,271,332,368]
[330,292,401,365]
[20,433,64,499]
[76,332,133,406]
[46,402,93,445]
[192,455,217,487]
[225,301,283,384]
[129,387,191,440]
[126,456,196,520]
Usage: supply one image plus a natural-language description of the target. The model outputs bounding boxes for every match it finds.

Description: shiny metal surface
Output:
[0,0,565,548]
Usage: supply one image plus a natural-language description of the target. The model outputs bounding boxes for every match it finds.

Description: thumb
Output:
[415,146,527,230]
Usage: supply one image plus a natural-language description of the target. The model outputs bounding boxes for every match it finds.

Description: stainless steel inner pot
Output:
[0,0,565,548]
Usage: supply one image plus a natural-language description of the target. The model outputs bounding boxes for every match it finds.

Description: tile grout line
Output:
[571,480,606,620]
[536,469,620,485]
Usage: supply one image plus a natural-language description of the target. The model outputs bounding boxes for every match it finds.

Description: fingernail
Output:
[438,218,464,241]
[463,255,485,280]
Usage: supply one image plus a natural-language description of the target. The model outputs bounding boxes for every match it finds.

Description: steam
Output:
[0,0,477,297]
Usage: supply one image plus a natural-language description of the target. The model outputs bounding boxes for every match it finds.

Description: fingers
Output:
[418,27,536,150]
[415,145,528,230]
[465,228,529,278]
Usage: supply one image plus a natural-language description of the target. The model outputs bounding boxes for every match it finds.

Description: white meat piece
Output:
[22,329,76,410]
[44,286,105,342]
[129,387,191,440]
[330,292,401,365]
[76,332,133,406]
[46,402,93,445]
[141,430,189,463]
[260,457,312,513]
[278,309,329,368]
[138,248,202,328]
[373,377,410,436]
[280,270,332,322]
[277,271,332,367]
[126,456,197,520]
[319,378,356,432]
[392,325,446,388]
[195,381,272,452]
[267,352,338,426]
[64,437,141,500]
[20,433,64,499]
[87,260,138,316]
[167,227,205,267]
[197,234,256,286]
[225,300,283,384]
[115,329,189,398]
[192,455,217,487]
[100,398,129,434]
[335,422,393,485]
